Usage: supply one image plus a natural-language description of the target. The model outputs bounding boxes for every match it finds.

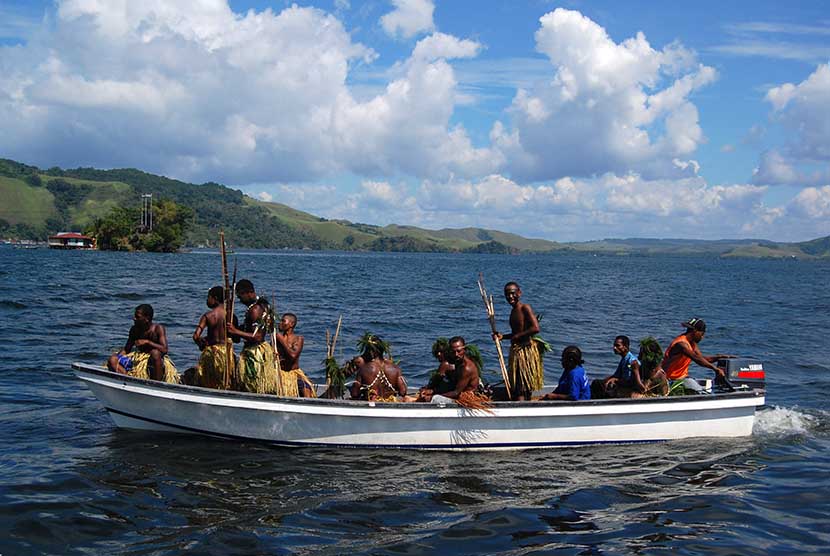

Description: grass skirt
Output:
[126,351,179,383]
[370,394,398,402]
[640,374,669,397]
[277,368,316,398]
[194,343,234,389]
[456,390,493,413]
[236,342,279,394]
[508,341,544,392]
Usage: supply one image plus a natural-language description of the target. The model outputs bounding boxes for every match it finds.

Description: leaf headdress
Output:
[431,337,450,360]
[356,332,391,360]
[255,296,276,334]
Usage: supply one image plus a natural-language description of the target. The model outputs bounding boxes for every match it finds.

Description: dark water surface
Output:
[1,247,829,555]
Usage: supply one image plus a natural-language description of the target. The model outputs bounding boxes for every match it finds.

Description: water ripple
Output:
[1,249,830,555]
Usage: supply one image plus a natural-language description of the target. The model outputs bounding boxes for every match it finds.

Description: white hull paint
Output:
[73,363,765,450]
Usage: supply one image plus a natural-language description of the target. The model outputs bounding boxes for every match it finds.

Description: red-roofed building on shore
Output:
[48,232,96,250]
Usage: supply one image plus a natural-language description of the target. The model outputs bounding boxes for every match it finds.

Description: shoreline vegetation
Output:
[1,158,828,258]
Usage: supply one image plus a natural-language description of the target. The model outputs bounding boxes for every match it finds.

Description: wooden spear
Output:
[220,231,233,389]
[478,273,511,399]
[271,291,283,394]
[224,258,237,390]
[330,315,342,358]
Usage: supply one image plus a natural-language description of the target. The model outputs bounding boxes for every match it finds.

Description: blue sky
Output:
[1,0,829,241]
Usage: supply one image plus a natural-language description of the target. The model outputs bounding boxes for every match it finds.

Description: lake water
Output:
[1,247,829,555]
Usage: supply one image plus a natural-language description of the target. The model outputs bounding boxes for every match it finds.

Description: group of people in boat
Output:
[107,279,316,397]
[107,279,734,404]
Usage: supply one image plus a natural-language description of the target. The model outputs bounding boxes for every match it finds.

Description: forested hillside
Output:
[2,158,828,257]
[0,159,549,252]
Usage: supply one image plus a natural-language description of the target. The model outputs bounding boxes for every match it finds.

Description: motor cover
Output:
[717,357,765,389]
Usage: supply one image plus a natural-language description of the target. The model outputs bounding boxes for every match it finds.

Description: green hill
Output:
[0,175,57,226]
[797,235,830,257]
[1,158,828,258]
[0,158,558,253]
[563,236,830,259]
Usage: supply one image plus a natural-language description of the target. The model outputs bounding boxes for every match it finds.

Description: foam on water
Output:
[754,405,819,436]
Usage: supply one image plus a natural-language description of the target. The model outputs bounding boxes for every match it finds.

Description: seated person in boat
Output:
[592,335,642,399]
[662,318,733,394]
[418,338,454,399]
[493,282,544,400]
[189,286,238,388]
[631,336,669,398]
[420,336,481,404]
[350,334,407,402]
[227,279,279,394]
[273,312,316,397]
[107,304,179,383]
[540,345,591,401]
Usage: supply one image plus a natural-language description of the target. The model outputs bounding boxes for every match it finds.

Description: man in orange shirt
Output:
[662,318,733,393]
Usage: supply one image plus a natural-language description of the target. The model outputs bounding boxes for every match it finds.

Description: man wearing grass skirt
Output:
[493,282,544,400]
[191,286,238,389]
[273,312,316,397]
[227,279,280,394]
[107,304,179,383]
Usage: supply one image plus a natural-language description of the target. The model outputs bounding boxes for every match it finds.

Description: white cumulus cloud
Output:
[410,32,480,63]
[380,0,435,39]
[328,173,768,241]
[766,63,830,160]
[0,0,490,185]
[752,63,830,186]
[491,8,716,183]
[789,185,830,219]
[752,150,801,185]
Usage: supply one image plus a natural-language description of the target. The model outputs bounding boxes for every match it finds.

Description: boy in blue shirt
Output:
[541,345,591,401]
[594,335,642,398]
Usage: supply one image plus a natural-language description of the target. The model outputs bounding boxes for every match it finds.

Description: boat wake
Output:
[753,405,821,437]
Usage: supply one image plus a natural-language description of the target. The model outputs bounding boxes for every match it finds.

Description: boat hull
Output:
[73,363,765,450]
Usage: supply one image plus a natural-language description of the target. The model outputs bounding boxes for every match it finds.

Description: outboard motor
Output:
[716,357,766,390]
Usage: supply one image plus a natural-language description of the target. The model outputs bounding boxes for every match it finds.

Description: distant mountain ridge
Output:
[1,158,828,258]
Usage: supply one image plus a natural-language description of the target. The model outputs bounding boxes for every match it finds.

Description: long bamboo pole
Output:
[220,231,233,390]
[478,273,511,399]
[225,259,237,389]
[271,291,283,394]
[325,329,332,392]
[330,315,342,358]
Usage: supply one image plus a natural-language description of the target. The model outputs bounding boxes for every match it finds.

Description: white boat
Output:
[72,362,765,450]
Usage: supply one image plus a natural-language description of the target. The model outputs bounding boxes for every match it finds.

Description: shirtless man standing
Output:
[273,313,315,397]
[108,304,177,382]
[190,286,236,388]
[192,286,226,350]
[423,336,480,403]
[227,279,279,394]
[350,334,407,401]
[494,282,543,400]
